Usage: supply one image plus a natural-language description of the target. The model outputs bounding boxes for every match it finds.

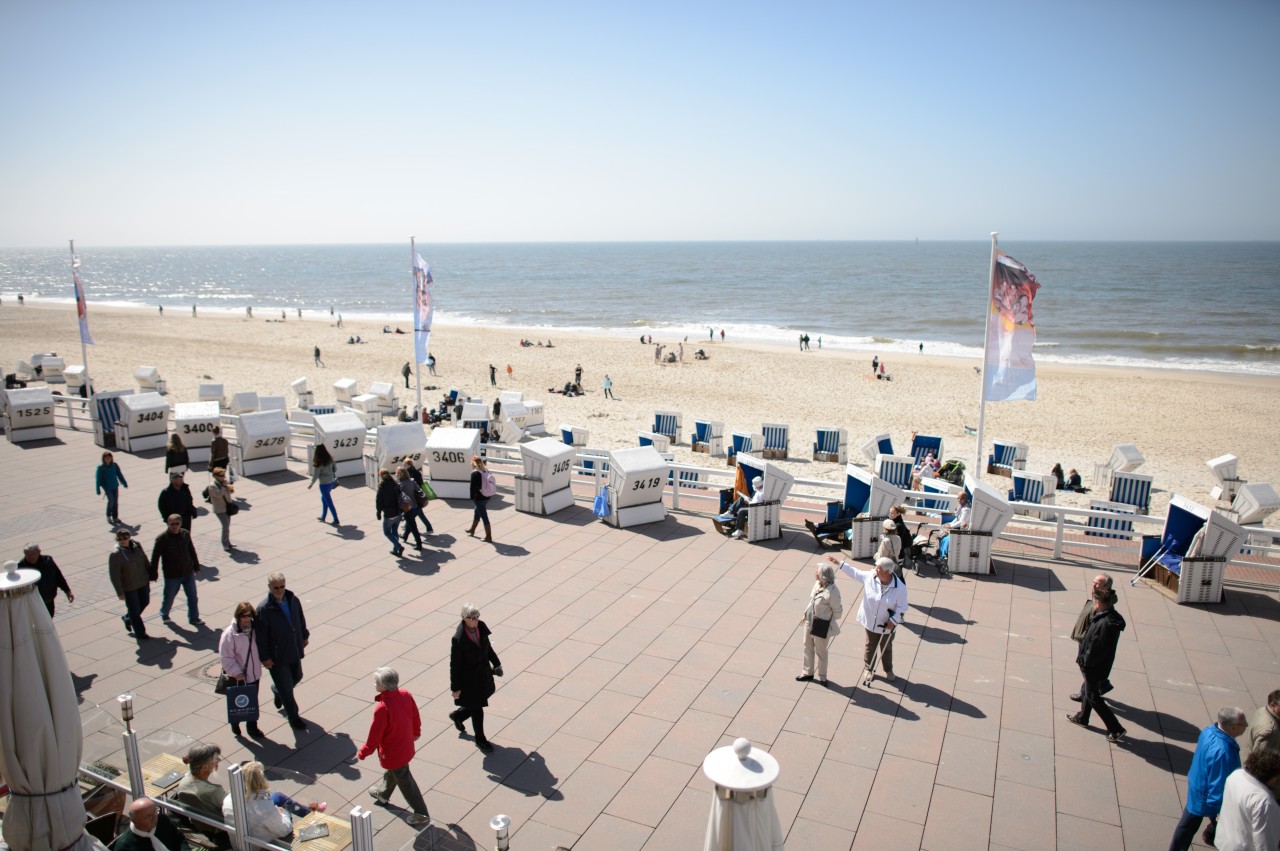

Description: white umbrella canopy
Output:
[0,561,94,851]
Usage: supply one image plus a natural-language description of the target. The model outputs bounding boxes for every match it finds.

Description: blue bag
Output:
[592,487,610,518]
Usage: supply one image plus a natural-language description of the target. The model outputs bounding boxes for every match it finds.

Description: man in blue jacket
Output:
[255,572,310,732]
[1169,706,1248,851]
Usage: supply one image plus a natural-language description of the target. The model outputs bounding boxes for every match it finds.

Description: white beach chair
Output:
[760,423,790,459]
[560,424,589,448]
[1230,482,1280,526]
[39,356,66,385]
[133,366,167,395]
[198,383,225,409]
[1135,494,1245,604]
[860,433,893,464]
[875,453,915,490]
[333,378,359,407]
[1206,454,1244,503]
[229,392,260,415]
[1093,443,1144,486]
[368,381,398,415]
[64,365,89,395]
[1010,471,1055,519]
[812,427,847,463]
[258,395,287,412]
[291,377,314,410]
[713,454,794,543]
[638,431,672,453]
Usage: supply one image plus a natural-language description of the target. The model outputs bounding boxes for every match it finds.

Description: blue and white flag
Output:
[413,252,433,364]
[72,254,94,345]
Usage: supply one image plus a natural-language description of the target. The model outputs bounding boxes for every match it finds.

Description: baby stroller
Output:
[909,522,950,577]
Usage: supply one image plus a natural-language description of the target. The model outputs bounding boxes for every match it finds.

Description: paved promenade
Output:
[3,426,1277,849]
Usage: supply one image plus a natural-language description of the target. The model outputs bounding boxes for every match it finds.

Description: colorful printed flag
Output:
[983,251,1040,402]
[72,254,94,345]
[412,252,433,365]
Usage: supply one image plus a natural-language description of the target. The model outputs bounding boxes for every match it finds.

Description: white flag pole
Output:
[70,239,92,392]
[411,237,423,420]
[972,232,999,481]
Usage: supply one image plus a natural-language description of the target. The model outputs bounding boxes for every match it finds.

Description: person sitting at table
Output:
[171,743,231,849]
[220,761,325,844]
[112,797,191,851]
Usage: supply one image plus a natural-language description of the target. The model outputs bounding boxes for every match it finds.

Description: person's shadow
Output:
[493,748,564,801]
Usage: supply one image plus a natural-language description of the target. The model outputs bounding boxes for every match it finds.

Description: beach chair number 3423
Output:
[632,477,662,490]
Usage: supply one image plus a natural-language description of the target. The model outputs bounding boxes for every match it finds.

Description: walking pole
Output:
[1131,536,1175,586]
[851,592,888,696]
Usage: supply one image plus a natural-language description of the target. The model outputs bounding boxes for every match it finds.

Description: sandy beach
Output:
[3,301,1277,528]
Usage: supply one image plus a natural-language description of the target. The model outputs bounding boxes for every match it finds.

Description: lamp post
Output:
[117,692,145,798]
[490,814,511,850]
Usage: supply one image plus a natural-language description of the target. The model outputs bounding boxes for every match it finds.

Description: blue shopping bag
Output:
[592,487,610,518]
[226,682,260,723]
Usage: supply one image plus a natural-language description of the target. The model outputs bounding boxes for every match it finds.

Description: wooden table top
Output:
[290,811,352,851]
[140,753,186,799]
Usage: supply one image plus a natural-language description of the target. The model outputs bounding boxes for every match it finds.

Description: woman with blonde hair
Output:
[208,467,235,551]
[797,563,842,685]
[219,760,324,842]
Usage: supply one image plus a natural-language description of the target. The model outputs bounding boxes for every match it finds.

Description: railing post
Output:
[1054,512,1065,560]
[226,763,249,851]
[350,806,375,850]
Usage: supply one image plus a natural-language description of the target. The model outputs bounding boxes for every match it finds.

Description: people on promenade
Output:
[716,475,764,539]
[450,604,503,754]
[375,469,405,557]
[219,601,264,738]
[797,562,842,685]
[357,667,431,826]
[828,555,908,684]
[1246,689,1280,757]
[1065,586,1128,743]
[152,515,202,626]
[114,798,187,851]
[220,761,323,843]
[256,572,310,732]
[21,542,73,617]
[209,426,230,472]
[158,471,196,532]
[890,504,913,575]
[1215,749,1280,851]
[397,466,432,545]
[108,528,154,640]
[308,444,340,525]
[1070,574,1117,701]
[95,451,129,526]
[467,456,494,542]
[207,467,235,551]
[172,743,231,849]
[164,433,190,475]
[1169,707,1248,850]
[877,517,904,582]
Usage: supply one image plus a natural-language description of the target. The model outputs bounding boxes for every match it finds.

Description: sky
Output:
[2,0,1278,246]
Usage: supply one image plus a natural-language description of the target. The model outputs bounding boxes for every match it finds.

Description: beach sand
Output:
[3,302,1277,529]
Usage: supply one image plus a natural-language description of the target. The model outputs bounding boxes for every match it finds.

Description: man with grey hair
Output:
[172,743,230,848]
[356,667,430,826]
[1066,584,1127,742]
[1169,706,1249,850]
[20,542,72,618]
[112,797,190,851]
[256,572,310,732]
[1070,573,1117,702]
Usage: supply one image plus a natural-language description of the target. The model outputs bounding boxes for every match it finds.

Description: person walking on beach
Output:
[256,572,310,732]
[375,469,406,557]
[709,327,714,341]
[574,364,583,385]
[95,451,129,526]
[488,364,497,387]
[21,543,73,618]
[401,361,412,389]
[158,471,196,532]
[720,328,724,340]
[152,515,202,626]
[427,353,437,376]
[314,346,324,367]
[603,374,615,400]
[109,528,154,641]
[1169,707,1248,850]
[506,364,512,380]
[872,355,879,374]
[919,342,924,354]
[308,444,340,525]
[357,667,431,826]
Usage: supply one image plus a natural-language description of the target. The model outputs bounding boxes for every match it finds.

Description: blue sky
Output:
[2,0,1277,246]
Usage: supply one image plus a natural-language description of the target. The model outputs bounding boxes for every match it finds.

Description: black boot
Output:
[232,723,242,736]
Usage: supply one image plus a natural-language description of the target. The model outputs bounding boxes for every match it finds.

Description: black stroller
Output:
[909,522,950,577]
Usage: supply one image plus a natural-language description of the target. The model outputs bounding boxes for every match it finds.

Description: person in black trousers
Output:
[158,471,196,532]
[449,603,502,754]
[21,542,73,617]
[1066,586,1128,742]
[256,572,310,732]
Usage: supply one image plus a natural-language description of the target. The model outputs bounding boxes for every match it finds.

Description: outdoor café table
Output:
[289,810,352,850]
[141,752,185,799]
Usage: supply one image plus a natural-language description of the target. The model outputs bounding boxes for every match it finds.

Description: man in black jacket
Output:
[157,471,196,531]
[21,542,73,617]
[1066,585,1128,742]
[256,572,310,732]
[151,515,202,626]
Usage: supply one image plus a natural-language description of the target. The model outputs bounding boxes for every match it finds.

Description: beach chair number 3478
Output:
[632,477,662,490]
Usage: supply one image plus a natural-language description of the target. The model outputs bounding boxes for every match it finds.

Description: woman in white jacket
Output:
[797,563,842,685]
[218,602,263,739]
[220,761,323,843]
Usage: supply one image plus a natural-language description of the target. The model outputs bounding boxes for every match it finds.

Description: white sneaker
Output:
[731,529,743,539]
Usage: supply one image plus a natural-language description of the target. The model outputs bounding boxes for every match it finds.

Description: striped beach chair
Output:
[1010,471,1055,518]
[910,434,943,464]
[812,427,847,463]
[987,439,1028,477]
[920,477,960,513]
[638,431,672,452]
[1109,470,1153,514]
[861,433,894,464]
[653,411,681,444]
[761,423,789,459]
[1085,499,1137,540]
[691,419,724,456]
[560,424,589,447]
[727,431,763,464]
[90,390,134,448]
[875,453,915,490]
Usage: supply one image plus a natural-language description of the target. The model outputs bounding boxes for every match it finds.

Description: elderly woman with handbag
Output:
[796,562,842,685]
[449,603,503,754]
[219,602,264,739]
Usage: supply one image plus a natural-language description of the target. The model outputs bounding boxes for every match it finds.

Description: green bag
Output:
[420,480,438,502]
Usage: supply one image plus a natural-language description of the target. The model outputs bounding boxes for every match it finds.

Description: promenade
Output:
[2,426,1276,850]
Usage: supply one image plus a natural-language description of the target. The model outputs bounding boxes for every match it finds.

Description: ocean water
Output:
[2,241,1278,375]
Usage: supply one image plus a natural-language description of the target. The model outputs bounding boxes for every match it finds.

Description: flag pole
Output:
[973,232,999,481]
[411,237,423,420]
[70,239,92,393]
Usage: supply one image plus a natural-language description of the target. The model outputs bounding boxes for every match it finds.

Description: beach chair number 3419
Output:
[632,477,662,490]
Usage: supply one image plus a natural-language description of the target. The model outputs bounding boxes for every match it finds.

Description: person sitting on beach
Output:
[1066,468,1089,493]
[716,476,765,540]
[1052,463,1066,490]
[546,340,553,347]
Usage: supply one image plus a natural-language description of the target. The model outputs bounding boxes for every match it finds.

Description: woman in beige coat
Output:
[877,517,904,580]
[208,467,235,551]
[797,563,842,684]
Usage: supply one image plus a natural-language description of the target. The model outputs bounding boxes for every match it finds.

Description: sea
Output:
[2,241,1278,376]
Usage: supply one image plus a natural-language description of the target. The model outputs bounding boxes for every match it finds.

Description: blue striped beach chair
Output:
[910,434,943,464]
[761,423,789,459]
[812,427,847,463]
[691,419,724,456]
[1085,499,1137,540]
[560,424,589,447]
[875,453,915,490]
[727,431,763,465]
[861,433,894,463]
[920,477,960,512]
[1010,471,1055,518]
[1108,470,1153,514]
[638,431,672,452]
[653,411,681,443]
[90,390,134,448]
[987,439,1028,477]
